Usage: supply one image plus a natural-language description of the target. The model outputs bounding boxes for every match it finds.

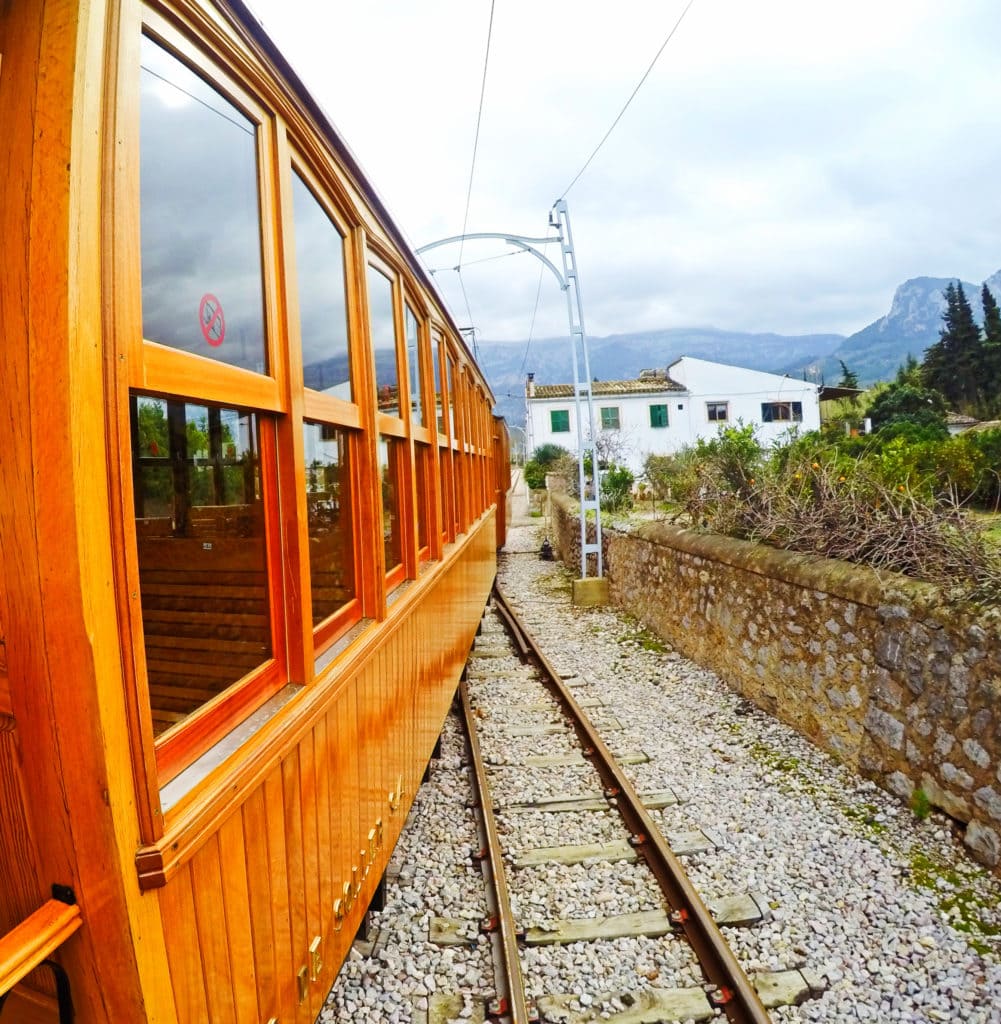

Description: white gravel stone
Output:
[322,512,1001,1023]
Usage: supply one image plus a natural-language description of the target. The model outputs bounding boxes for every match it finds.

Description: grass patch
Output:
[908,850,1001,954]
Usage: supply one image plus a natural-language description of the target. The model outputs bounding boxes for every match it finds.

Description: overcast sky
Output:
[248,0,1001,344]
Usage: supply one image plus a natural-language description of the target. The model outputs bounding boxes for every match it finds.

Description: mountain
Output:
[795,270,1001,385]
[479,269,1001,427]
[480,327,844,427]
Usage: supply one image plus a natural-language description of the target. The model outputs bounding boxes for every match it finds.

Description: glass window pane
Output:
[406,306,425,427]
[368,266,399,416]
[432,333,445,435]
[378,435,404,575]
[131,396,271,735]
[446,355,456,438]
[140,36,266,373]
[292,173,351,398]
[303,422,356,626]
[415,443,431,553]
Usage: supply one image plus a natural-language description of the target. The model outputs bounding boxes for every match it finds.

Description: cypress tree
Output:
[924,281,983,412]
[982,283,1001,416]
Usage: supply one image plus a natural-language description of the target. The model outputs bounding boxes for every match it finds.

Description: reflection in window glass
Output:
[303,423,355,626]
[432,333,446,435]
[415,443,431,554]
[130,395,271,735]
[378,435,404,577]
[446,355,457,439]
[140,36,266,373]
[438,445,453,541]
[368,266,398,415]
[292,173,351,398]
[406,306,425,427]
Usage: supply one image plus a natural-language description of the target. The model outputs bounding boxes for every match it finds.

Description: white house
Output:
[525,356,821,475]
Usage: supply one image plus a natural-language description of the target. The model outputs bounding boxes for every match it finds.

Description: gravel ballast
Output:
[322,511,1001,1023]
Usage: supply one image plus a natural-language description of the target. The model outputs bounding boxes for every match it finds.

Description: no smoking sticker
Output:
[199,293,226,347]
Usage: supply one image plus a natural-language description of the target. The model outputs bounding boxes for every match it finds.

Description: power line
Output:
[556,0,698,201]
[458,0,497,272]
[517,228,556,381]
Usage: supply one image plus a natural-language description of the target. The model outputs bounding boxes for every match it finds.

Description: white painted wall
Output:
[526,357,822,479]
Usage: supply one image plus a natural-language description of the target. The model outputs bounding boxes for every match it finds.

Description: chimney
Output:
[526,372,535,398]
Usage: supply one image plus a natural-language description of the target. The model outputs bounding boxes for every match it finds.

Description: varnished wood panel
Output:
[156,515,495,1022]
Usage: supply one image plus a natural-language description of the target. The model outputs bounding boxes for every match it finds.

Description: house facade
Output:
[525,356,821,475]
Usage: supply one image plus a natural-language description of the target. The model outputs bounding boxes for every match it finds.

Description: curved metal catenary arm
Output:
[416,233,567,292]
[418,211,603,581]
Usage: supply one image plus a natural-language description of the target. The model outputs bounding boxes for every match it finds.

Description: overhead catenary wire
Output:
[556,0,698,202]
[456,0,497,285]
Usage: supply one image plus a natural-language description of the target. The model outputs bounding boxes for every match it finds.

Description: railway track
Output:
[455,584,827,1024]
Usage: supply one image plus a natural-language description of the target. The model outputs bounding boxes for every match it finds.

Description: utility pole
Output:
[416,200,605,588]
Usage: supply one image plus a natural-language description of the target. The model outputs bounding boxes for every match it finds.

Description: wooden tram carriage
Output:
[0,0,511,1020]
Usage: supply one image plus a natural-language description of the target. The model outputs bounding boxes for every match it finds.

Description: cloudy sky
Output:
[248,0,1001,344]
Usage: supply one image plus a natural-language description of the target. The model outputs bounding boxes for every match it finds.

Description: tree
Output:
[981,284,1001,417]
[867,381,948,435]
[837,360,859,389]
[923,281,983,412]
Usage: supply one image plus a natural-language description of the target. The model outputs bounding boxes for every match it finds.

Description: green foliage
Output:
[532,443,570,468]
[672,428,1001,602]
[523,443,570,491]
[642,453,684,502]
[522,460,547,491]
[837,360,860,389]
[911,788,931,820]
[600,464,634,512]
[867,382,948,434]
[692,423,762,493]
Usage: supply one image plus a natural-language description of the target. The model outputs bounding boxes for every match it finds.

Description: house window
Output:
[550,409,570,432]
[707,402,729,422]
[761,401,803,423]
[649,404,668,428]
[600,407,620,430]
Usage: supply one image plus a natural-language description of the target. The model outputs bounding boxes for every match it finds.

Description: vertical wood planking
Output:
[218,813,260,1024]
[160,867,210,1021]
[263,768,295,1021]
[189,836,237,1024]
[280,750,309,1024]
[297,730,321,1016]
[155,519,497,1019]
[242,787,279,1024]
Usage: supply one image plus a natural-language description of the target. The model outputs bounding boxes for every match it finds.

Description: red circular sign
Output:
[198,293,226,347]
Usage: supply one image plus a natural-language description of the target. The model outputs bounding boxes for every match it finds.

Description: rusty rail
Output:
[459,678,533,1024]
[491,583,772,1024]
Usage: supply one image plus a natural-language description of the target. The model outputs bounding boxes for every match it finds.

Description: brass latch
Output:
[296,965,308,1004]
[309,936,322,982]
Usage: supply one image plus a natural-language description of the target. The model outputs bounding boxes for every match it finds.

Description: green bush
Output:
[600,464,634,512]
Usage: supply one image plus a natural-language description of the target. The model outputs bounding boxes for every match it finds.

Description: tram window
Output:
[405,305,426,427]
[432,333,446,436]
[303,422,357,630]
[368,266,399,416]
[129,396,273,745]
[446,354,457,439]
[139,36,267,374]
[292,173,351,397]
[415,442,432,557]
[379,435,405,584]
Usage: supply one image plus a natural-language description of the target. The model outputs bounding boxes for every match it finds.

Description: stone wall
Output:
[549,494,1001,871]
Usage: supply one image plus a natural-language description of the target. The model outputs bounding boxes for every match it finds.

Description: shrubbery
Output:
[651,423,1001,603]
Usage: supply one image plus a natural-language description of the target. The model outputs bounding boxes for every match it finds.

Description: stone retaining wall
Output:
[550,494,1001,872]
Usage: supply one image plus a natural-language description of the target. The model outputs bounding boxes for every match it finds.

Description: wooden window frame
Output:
[706,401,729,423]
[123,17,295,789]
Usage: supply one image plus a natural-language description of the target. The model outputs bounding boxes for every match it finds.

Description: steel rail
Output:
[458,678,533,1024]
[490,584,773,1024]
